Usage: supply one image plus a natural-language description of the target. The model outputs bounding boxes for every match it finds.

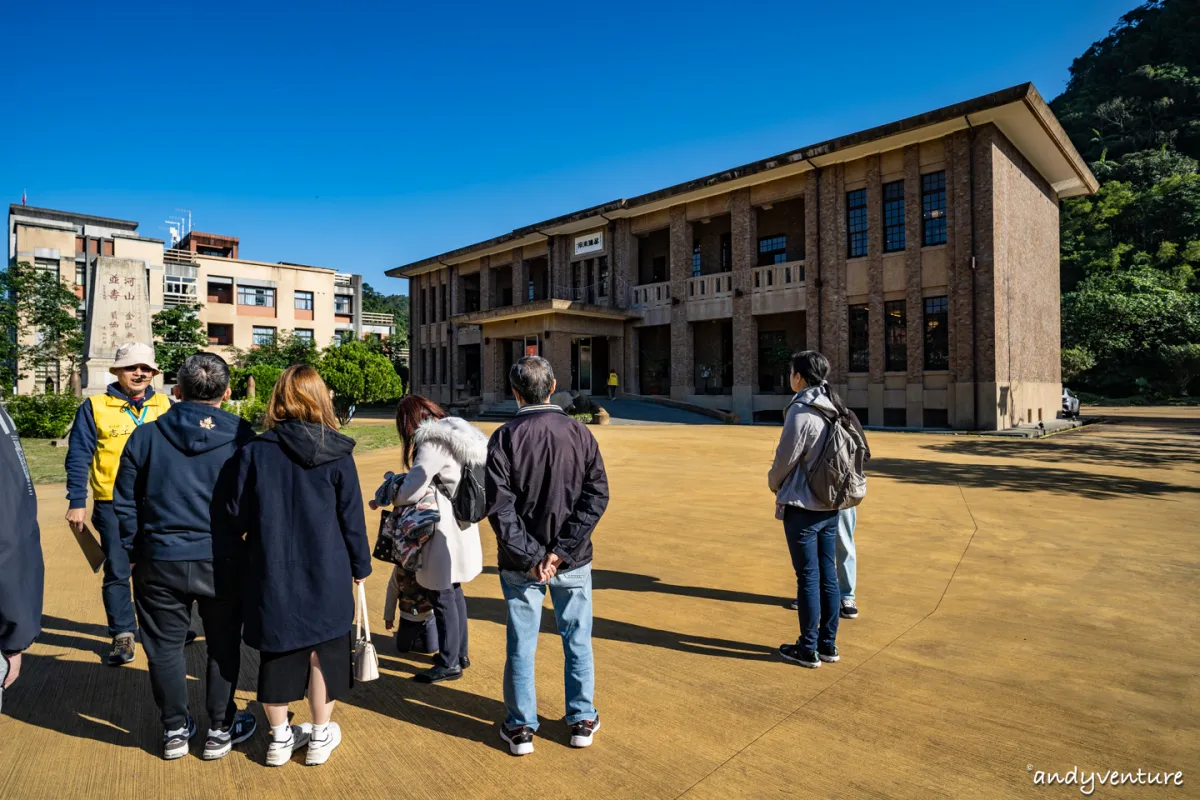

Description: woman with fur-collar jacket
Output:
[379,396,486,683]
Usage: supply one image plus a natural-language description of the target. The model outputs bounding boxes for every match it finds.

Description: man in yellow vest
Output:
[607,369,619,401]
[64,342,172,665]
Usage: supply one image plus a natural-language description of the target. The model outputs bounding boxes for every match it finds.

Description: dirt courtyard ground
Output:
[1,410,1197,798]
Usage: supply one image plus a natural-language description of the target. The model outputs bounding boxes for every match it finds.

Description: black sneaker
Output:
[500,724,534,756]
[818,644,840,663]
[163,716,197,760]
[414,665,462,684]
[203,711,257,760]
[840,598,859,619]
[106,633,135,666]
[789,598,798,611]
[779,644,821,669]
[569,718,600,748]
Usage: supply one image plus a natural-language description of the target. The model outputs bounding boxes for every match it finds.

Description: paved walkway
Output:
[3,413,1198,797]
[596,397,718,425]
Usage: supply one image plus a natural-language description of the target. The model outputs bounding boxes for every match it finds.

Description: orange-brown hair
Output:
[264,364,339,430]
[395,395,446,468]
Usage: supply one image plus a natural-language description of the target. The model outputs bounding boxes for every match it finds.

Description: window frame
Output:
[294,290,314,311]
[252,326,276,347]
[294,328,314,344]
[758,235,788,267]
[883,180,906,253]
[923,295,950,370]
[334,294,352,315]
[848,304,870,373]
[846,189,869,259]
[237,285,275,308]
[884,299,907,372]
[921,171,947,247]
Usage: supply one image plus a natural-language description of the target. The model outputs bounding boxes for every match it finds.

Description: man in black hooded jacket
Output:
[113,353,256,761]
[0,402,44,705]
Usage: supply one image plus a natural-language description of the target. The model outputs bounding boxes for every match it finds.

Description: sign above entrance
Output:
[574,231,604,256]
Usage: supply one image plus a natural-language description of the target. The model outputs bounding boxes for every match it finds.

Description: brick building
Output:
[392,83,1096,429]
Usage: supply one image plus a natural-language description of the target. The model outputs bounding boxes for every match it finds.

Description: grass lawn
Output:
[19,420,402,485]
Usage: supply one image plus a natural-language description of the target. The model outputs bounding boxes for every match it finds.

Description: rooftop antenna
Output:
[175,209,192,238]
[165,215,186,247]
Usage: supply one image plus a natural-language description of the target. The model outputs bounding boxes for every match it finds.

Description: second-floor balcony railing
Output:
[687,273,733,300]
[631,281,671,310]
[751,261,805,293]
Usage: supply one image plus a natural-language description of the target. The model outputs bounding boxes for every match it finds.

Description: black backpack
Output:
[437,462,488,524]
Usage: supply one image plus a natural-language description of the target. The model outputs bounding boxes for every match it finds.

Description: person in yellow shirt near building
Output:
[606,369,619,401]
[64,342,172,666]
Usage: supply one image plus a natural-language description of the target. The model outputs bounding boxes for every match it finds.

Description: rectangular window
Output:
[75,236,85,255]
[884,299,907,372]
[923,408,950,428]
[924,296,949,370]
[207,323,233,346]
[758,235,788,267]
[76,263,87,287]
[294,328,314,344]
[164,273,198,307]
[848,304,869,373]
[101,240,114,256]
[884,408,907,427]
[441,283,448,320]
[847,188,868,258]
[692,242,701,277]
[598,257,609,297]
[652,255,667,283]
[252,326,276,346]
[335,295,352,315]
[922,171,947,246]
[34,257,58,274]
[720,232,732,271]
[441,345,448,384]
[238,286,275,307]
[294,290,314,311]
[883,180,906,253]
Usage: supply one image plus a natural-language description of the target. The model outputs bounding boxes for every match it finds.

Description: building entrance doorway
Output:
[571,337,593,393]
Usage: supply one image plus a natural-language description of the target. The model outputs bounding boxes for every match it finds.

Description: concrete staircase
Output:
[477,398,519,420]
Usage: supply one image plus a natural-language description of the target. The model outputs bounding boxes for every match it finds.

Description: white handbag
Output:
[353,581,380,682]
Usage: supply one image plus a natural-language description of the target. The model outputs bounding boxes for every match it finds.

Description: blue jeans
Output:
[94,501,136,637]
[499,563,597,731]
[836,507,857,602]
[783,506,840,651]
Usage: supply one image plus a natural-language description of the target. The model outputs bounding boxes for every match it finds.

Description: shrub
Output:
[1061,346,1097,385]
[221,397,267,427]
[5,392,81,438]
[569,412,593,424]
[231,365,283,400]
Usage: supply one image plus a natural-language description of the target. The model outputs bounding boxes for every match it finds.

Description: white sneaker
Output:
[266,724,311,767]
[305,722,342,766]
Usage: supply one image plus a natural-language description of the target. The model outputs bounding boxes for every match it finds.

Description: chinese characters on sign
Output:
[88,257,152,358]
[573,231,604,256]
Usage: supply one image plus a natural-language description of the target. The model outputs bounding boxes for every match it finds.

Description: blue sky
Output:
[2,0,1133,294]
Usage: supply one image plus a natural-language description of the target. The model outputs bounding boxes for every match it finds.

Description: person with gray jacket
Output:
[767,350,842,669]
[377,395,486,684]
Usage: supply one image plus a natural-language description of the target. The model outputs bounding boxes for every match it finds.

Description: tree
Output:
[152,303,208,379]
[227,329,319,371]
[1061,347,1097,385]
[317,339,404,424]
[0,260,84,393]
[1162,343,1200,394]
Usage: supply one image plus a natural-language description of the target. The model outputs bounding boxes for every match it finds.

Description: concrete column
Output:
[544,332,572,394]
[409,273,421,396]
[482,334,502,405]
[804,171,822,352]
[730,188,756,423]
[668,206,693,400]
[479,255,492,313]
[947,130,976,429]
[614,218,635,309]
[448,266,459,401]
[513,246,527,306]
[821,164,848,389]
[625,327,640,395]
[866,155,885,427]
[903,145,926,427]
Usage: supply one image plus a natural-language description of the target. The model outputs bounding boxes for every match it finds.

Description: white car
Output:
[1062,388,1080,418]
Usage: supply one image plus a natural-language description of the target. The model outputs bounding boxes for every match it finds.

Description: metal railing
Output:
[361,312,395,327]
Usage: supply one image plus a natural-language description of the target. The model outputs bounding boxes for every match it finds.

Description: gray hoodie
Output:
[767,384,840,511]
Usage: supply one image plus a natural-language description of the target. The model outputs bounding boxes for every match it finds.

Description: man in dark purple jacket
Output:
[486,356,608,757]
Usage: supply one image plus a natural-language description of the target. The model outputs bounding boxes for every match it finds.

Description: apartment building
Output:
[390,84,1097,430]
[7,207,391,392]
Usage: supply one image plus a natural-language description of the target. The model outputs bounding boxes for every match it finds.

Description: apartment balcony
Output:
[686,272,733,322]
[750,260,806,315]
[361,311,395,328]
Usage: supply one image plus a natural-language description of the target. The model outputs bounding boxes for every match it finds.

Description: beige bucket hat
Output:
[108,342,160,374]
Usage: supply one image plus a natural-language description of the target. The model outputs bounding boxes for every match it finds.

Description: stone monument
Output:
[83,256,155,394]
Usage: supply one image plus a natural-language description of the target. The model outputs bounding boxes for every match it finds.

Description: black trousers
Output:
[431,584,469,670]
[133,559,242,731]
